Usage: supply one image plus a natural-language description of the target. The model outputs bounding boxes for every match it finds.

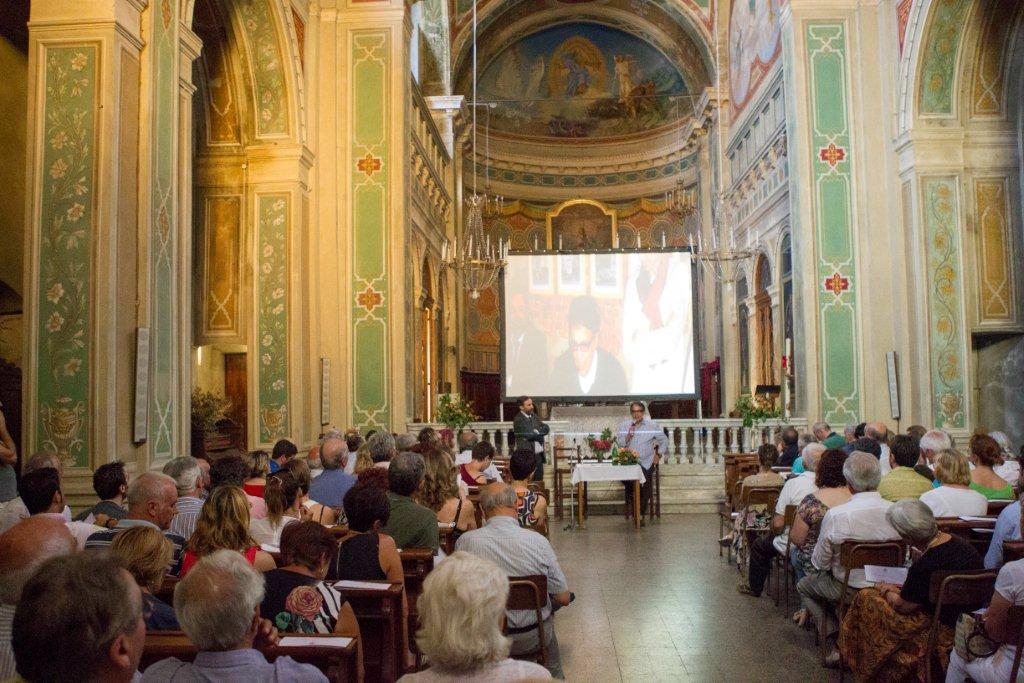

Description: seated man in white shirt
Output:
[797,451,899,667]
[739,443,824,597]
[453,430,501,482]
[0,452,73,535]
[16,467,103,549]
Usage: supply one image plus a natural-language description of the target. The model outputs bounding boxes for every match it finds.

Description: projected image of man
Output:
[551,296,627,396]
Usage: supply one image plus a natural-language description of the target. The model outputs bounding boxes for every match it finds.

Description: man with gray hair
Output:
[812,421,845,450]
[740,443,824,598]
[381,452,438,551]
[0,452,72,534]
[141,550,326,682]
[797,452,899,666]
[0,517,77,679]
[85,472,186,575]
[368,431,397,469]
[308,437,356,509]
[162,456,205,541]
[395,432,418,452]
[456,482,571,677]
[865,421,893,475]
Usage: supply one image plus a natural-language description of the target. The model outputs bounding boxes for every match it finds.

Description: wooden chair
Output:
[736,487,781,570]
[988,499,1015,517]
[141,631,360,682]
[506,575,549,667]
[718,480,745,561]
[920,569,997,682]
[768,504,798,609]
[399,548,434,670]
[333,581,405,682]
[1004,540,1024,564]
[438,525,457,555]
[836,541,905,622]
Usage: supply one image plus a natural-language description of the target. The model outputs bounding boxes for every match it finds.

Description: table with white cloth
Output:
[570,463,646,531]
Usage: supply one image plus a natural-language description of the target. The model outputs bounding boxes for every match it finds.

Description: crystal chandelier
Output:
[665,177,698,219]
[441,0,507,299]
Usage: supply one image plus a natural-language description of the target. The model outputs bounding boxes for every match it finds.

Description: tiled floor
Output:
[548,514,824,682]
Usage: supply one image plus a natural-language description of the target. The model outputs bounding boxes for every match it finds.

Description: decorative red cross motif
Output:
[823,272,850,296]
[356,286,383,312]
[356,153,382,178]
[819,143,846,167]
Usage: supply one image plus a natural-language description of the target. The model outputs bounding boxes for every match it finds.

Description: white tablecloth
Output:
[570,463,646,486]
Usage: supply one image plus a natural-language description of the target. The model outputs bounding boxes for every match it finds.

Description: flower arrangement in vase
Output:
[585,427,614,461]
[612,447,640,466]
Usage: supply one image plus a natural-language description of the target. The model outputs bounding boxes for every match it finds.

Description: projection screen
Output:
[501,250,698,401]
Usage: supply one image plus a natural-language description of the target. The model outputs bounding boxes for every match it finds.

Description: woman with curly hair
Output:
[110,526,179,630]
[418,449,476,534]
[260,521,360,636]
[180,485,276,576]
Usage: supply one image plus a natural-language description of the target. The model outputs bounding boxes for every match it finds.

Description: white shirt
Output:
[578,352,598,394]
[0,498,72,534]
[995,460,1020,484]
[811,491,898,588]
[455,449,501,481]
[878,445,892,476]
[36,512,102,550]
[250,515,300,548]
[773,472,818,553]
[920,486,988,518]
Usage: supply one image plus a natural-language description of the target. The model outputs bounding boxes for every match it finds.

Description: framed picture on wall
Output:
[557,254,585,294]
[529,254,553,293]
[590,254,622,296]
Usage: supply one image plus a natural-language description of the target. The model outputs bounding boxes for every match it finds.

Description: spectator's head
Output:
[174,550,265,652]
[25,451,62,476]
[271,439,298,465]
[890,434,921,469]
[419,450,459,513]
[195,457,212,491]
[814,449,849,489]
[471,441,495,464]
[757,444,779,470]
[990,431,1014,458]
[395,433,418,452]
[18,467,62,515]
[415,551,511,673]
[110,525,174,594]
[162,456,204,498]
[854,423,867,439]
[844,425,858,443]
[282,458,312,496]
[798,432,816,450]
[458,429,479,452]
[368,432,398,464]
[306,445,322,470]
[13,554,145,682]
[245,451,271,479]
[345,433,364,455]
[126,472,178,530]
[279,521,336,575]
[970,434,1003,468]
[811,421,832,441]
[188,486,254,556]
[264,471,301,526]
[567,296,602,375]
[801,443,826,473]
[844,451,882,493]
[852,437,882,458]
[388,451,426,497]
[92,461,128,502]
[209,455,249,490]
[510,448,537,481]
[887,498,938,547]
[479,482,517,516]
[920,430,953,462]
[0,517,76,605]
[907,425,927,442]
[343,483,390,532]
[356,466,390,490]
[319,437,349,471]
[865,422,889,444]
[934,449,971,487]
[418,427,440,448]
[781,427,799,448]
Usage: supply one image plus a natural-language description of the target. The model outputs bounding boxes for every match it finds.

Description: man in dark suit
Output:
[512,396,548,482]
[551,296,627,397]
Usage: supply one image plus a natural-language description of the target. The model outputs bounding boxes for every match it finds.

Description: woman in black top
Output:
[838,499,983,677]
[328,483,404,584]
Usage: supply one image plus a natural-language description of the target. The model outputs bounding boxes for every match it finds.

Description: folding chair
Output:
[506,575,549,667]
[768,504,798,609]
[922,570,997,682]
[737,487,781,572]
[828,541,905,665]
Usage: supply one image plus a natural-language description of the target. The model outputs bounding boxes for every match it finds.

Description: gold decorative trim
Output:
[545,199,618,249]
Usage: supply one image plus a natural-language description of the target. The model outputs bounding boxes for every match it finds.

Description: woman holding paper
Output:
[838,499,983,679]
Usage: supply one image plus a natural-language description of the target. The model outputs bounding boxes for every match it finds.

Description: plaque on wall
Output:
[320,358,330,426]
[133,328,150,444]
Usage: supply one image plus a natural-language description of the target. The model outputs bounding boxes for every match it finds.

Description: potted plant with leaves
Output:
[733,393,781,428]
[436,393,479,434]
[190,388,231,457]
[585,427,615,462]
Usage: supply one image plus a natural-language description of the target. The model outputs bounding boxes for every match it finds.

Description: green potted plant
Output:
[436,393,478,433]
[191,388,231,441]
[585,427,614,462]
[733,393,781,428]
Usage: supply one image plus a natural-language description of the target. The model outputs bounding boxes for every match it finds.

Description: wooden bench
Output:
[140,631,360,682]
[333,581,405,682]
[936,517,997,555]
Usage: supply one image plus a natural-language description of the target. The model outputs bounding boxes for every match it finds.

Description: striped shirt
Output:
[615,417,670,469]
[455,515,568,628]
[0,603,14,682]
[169,496,204,542]
[85,519,186,575]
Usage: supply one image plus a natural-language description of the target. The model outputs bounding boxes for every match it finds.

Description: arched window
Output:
[420,258,436,420]
[736,275,749,392]
[754,254,775,386]
[780,234,795,401]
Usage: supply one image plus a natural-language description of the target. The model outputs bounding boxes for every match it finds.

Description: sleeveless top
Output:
[515,488,540,527]
[243,483,266,498]
[459,464,483,486]
[969,480,1015,500]
[180,546,259,577]
[328,532,386,581]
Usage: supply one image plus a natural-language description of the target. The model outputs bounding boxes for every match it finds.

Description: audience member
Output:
[0,452,72,534]
[990,431,1019,483]
[399,551,552,682]
[368,432,398,469]
[308,437,356,509]
[510,448,548,529]
[419,449,476,533]
[813,421,846,450]
[847,436,882,461]
[210,453,268,519]
[353,441,375,474]
[270,439,298,473]
[791,433,818,473]
[142,550,327,682]
[85,472,186,574]
[456,483,571,678]
[741,444,784,491]
[261,522,360,636]
[110,526,180,630]
[243,450,272,498]
[357,466,390,490]
[180,486,276,576]
[968,433,1013,500]
[0,517,76,680]
[396,433,419,453]
[251,471,303,547]
[454,430,501,482]
[416,427,441,451]
[843,425,858,444]
[839,499,982,679]
[73,460,128,523]
[865,422,892,475]
[18,467,102,549]
[777,427,801,467]
[906,424,927,442]
[854,423,867,439]
[984,492,1021,569]
[920,450,988,518]
[878,435,933,501]
[918,430,953,479]
[14,553,145,683]
[329,483,403,583]
[307,444,323,478]
[283,458,336,525]
[381,452,439,551]
[797,452,898,666]
[162,456,206,540]
[345,433,364,461]
[460,441,497,487]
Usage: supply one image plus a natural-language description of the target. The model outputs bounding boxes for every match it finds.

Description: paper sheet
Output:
[332,580,391,590]
[958,516,996,522]
[279,636,353,648]
[864,565,908,586]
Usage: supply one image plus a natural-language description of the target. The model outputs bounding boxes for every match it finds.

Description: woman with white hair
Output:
[839,499,983,679]
[398,551,551,681]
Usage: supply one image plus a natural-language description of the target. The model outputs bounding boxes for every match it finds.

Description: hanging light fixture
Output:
[441,0,507,299]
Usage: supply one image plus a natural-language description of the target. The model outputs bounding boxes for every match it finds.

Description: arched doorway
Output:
[736,274,750,393]
[754,255,774,387]
[419,258,439,421]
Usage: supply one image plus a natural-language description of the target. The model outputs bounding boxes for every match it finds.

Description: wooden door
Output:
[223,353,247,449]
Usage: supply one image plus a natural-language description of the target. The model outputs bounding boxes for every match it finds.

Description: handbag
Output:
[954,612,998,662]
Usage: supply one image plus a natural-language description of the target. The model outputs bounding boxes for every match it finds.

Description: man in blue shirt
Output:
[269,439,298,473]
[615,402,669,525]
[308,437,356,509]
[984,500,1020,569]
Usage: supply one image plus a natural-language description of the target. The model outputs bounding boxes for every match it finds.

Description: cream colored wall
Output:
[0,37,27,298]
[0,314,22,367]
